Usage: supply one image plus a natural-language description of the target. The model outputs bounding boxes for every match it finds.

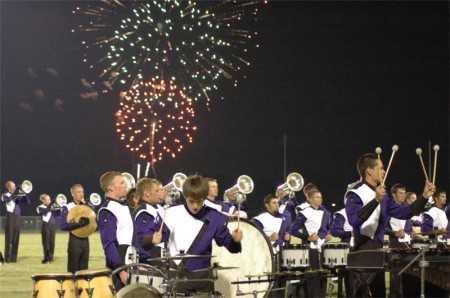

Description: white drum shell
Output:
[322,243,349,267]
[411,239,437,249]
[212,218,274,298]
[281,245,310,269]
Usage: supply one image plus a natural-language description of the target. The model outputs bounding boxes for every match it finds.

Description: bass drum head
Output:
[116,283,161,298]
[212,218,274,298]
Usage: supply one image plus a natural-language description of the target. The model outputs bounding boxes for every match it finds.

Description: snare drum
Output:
[31,272,76,298]
[322,242,349,267]
[280,244,310,269]
[75,269,114,298]
[411,238,437,249]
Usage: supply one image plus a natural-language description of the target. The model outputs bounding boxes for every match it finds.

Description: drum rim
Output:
[323,242,350,248]
[75,269,112,278]
[116,282,162,298]
[283,243,310,249]
[32,273,75,280]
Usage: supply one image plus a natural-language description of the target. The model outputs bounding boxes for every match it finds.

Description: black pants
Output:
[41,222,56,260]
[67,233,89,273]
[4,212,21,262]
[353,239,386,298]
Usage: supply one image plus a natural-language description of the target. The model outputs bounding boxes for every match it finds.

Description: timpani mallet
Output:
[382,145,399,185]
[415,148,430,182]
[432,145,439,186]
[375,147,383,184]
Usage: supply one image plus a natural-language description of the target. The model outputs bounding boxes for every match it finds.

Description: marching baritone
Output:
[252,194,291,252]
[97,171,134,291]
[134,178,170,265]
[36,194,60,264]
[60,184,92,273]
[1,180,30,263]
[345,153,435,297]
[276,188,298,227]
[163,174,243,295]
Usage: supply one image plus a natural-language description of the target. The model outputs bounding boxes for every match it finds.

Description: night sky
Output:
[1,1,448,217]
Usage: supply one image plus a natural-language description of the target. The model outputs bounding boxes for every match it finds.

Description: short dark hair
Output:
[433,189,446,199]
[183,174,209,201]
[357,153,378,178]
[264,194,278,205]
[391,183,406,195]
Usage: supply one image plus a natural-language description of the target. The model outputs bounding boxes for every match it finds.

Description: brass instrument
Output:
[122,172,136,192]
[19,180,33,194]
[88,193,102,206]
[276,172,304,198]
[53,193,67,209]
[223,175,254,204]
[163,173,187,203]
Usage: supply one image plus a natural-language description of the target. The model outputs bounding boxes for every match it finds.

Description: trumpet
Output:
[18,180,33,194]
[163,173,187,201]
[122,172,136,192]
[223,175,254,204]
[276,172,304,199]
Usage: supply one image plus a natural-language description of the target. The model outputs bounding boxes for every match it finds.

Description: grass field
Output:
[0,231,106,298]
[0,232,389,297]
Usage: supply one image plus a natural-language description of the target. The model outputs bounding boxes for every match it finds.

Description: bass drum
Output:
[212,218,274,298]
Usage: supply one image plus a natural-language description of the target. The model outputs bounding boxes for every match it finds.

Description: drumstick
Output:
[432,145,439,186]
[158,206,168,234]
[237,203,241,230]
[415,148,430,182]
[382,145,398,185]
[375,147,383,184]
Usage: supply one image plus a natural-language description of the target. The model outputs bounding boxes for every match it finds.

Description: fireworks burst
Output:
[73,0,266,105]
[115,79,197,163]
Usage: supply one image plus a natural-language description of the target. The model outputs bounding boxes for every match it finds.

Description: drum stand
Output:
[397,244,430,298]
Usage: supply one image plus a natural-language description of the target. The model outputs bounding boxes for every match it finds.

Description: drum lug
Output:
[109,284,116,295]
[32,290,38,298]
[76,287,83,297]
[86,287,94,298]
[57,289,65,298]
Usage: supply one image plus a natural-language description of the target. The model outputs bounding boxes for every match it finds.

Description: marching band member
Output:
[134,178,169,265]
[164,174,243,295]
[295,182,318,212]
[405,192,422,232]
[60,184,92,273]
[97,171,133,291]
[421,189,448,241]
[252,194,291,252]
[205,177,248,218]
[290,190,332,297]
[36,193,60,264]
[1,180,30,263]
[125,187,139,212]
[385,183,417,298]
[345,153,434,297]
[330,207,354,298]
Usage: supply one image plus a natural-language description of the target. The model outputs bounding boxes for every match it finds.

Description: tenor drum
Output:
[212,218,274,298]
[74,269,114,298]
[128,265,167,294]
[322,242,349,267]
[411,238,436,250]
[31,272,76,298]
[280,244,310,269]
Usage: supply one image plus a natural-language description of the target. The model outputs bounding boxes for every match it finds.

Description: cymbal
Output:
[67,205,97,238]
[148,253,215,262]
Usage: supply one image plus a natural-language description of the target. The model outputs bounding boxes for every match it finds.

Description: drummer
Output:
[163,174,243,295]
[252,194,291,253]
[97,171,133,291]
[421,189,448,242]
[290,189,332,297]
[134,178,170,265]
[59,184,92,273]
